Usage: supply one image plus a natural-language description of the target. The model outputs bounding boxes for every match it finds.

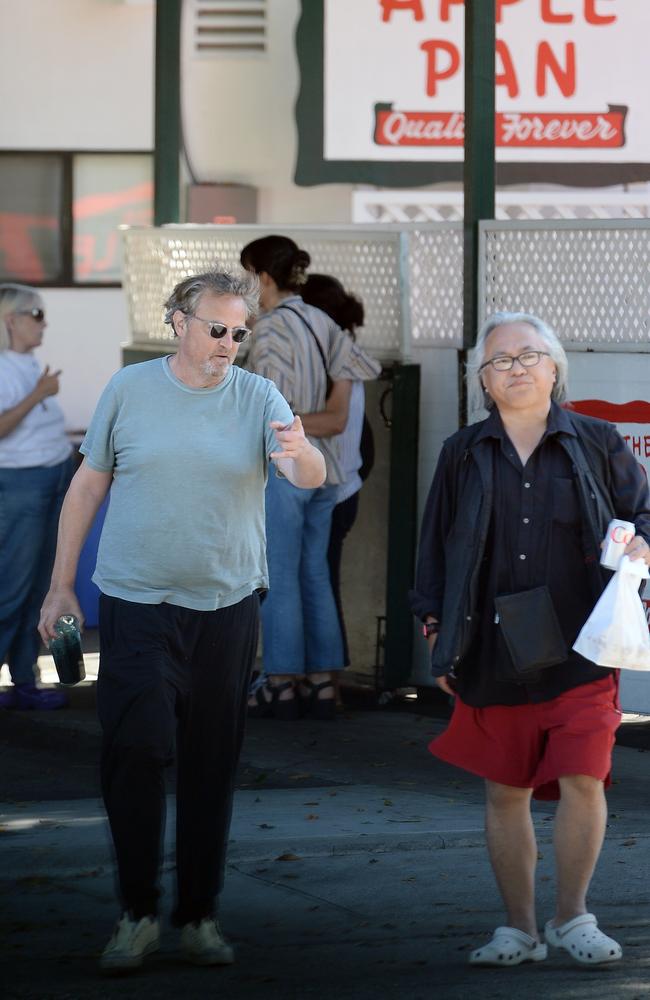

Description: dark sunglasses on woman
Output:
[16,307,45,322]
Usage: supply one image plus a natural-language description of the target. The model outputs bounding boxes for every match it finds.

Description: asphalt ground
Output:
[1,662,650,999]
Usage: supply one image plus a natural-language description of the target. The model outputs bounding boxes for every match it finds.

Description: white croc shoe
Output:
[545,913,622,965]
[469,926,548,966]
[100,914,160,973]
[180,918,235,966]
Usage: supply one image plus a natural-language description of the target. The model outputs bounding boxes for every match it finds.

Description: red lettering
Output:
[420,39,461,97]
[0,213,57,281]
[495,39,519,98]
[73,234,96,280]
[631,436,642,455]
[380,0,424,21]
[440,0,464,21]
[585,0,617,25]
[612,525,633,544]
[496,0,522,23]
[645,435,650,457]
[536,41,576,97]
[541,0,573,23]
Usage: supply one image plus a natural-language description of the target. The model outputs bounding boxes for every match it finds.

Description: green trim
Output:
[121,345,171,368]
[383,364,420,688]
[463,0,496,351]
[154,0,182,225]
[294,0,461,188]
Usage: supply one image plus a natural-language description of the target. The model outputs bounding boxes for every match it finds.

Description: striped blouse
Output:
[247,295,381,485]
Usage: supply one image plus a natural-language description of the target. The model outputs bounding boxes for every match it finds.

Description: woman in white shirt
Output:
[0,283,72,709]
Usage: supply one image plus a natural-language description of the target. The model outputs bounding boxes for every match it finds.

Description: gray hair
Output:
[466,311,569,418]
[0,283,43,352]
[163,270,260,332]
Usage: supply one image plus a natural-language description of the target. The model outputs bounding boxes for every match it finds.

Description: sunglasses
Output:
[190,314,251,343]
[16,307,45,321]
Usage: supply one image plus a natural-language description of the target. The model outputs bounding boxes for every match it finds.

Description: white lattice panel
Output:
[479,221,650,346]
[406,228,463,345]
[120,223,465,356]
[354,189,650,223]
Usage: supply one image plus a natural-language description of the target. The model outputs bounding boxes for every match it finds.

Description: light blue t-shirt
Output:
[80,358,293,610]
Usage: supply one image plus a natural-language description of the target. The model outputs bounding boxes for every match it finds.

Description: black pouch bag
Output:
[494,585,567,679]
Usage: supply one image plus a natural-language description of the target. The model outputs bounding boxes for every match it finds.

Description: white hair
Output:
[0,283,43,352]
[466,311,568,418]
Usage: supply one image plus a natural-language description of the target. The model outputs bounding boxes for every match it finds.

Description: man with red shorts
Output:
[410,312,650,968]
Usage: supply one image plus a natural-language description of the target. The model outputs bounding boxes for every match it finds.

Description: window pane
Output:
[0,155,64,283]
[73,154,153,284]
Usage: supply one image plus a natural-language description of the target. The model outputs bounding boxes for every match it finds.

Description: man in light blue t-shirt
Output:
[39,271,325,975]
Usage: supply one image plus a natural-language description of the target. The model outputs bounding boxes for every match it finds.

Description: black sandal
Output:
[248,680,300,721]
[299,679,337,721]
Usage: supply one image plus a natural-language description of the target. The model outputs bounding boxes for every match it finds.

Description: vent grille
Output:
[192,0,267,54]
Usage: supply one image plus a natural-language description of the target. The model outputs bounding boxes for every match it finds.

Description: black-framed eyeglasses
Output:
[479,350,550,373]
[189,314,251,343]
[16,307,45,322]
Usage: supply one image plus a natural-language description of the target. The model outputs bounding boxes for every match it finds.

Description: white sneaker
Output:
[180,918,234,966]
[100,914,160,973]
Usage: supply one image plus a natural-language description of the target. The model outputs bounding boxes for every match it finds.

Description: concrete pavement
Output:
[1,685,650,999]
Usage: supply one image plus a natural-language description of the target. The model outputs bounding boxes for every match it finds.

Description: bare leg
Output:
[551,774,607,926]
[485,780,539,938]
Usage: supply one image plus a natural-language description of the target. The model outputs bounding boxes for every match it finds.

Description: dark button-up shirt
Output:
[456,404,613,706]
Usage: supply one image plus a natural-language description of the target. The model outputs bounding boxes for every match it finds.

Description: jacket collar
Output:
[473,400,577,445]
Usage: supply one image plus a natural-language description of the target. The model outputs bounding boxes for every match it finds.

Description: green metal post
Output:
[154,0,182,225]
[463,0,496,352]
[383,364,420,689]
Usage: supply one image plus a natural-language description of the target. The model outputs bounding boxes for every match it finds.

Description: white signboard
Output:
[324,0,650,165]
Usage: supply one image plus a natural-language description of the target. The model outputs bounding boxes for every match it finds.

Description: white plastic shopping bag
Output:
[573,555,650,671]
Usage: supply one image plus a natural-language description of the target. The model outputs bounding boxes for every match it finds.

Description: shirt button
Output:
[523,517,530,524]
[519,553,527,560]
[524,482,531,489]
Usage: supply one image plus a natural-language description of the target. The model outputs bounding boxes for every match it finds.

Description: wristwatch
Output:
[422,620,440,638]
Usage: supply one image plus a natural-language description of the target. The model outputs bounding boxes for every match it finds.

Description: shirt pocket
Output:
[552,476,581,525]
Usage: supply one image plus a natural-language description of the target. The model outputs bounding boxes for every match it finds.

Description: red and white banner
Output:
[374,105,627,148]
[569,399,650,481]
[324,0,650,164]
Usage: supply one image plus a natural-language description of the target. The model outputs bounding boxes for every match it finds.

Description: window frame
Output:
[0,149,153,289]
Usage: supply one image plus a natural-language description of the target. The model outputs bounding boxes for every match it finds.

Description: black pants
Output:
[327,491,360,668]
[96,593,259,925]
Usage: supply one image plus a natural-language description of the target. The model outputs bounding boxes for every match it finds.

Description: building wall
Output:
[1,0,357,429]
[179,0,353,224]
[0,0,154,150]
[0,0,155,426]
[34,289,128,432]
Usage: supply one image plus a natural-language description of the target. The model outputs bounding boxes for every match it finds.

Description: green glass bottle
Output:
[49,615,86,685]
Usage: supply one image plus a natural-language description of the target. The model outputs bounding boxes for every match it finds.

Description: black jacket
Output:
[410,405,650,679]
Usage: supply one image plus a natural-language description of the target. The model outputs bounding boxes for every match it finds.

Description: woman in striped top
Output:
[242,236,380,719]
[300,273,373,671]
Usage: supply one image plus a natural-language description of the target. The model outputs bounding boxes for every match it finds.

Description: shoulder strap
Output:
[277,303,329,377]
[562,414,615,530]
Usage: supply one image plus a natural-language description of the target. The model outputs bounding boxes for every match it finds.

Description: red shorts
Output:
[429,675,621,801]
